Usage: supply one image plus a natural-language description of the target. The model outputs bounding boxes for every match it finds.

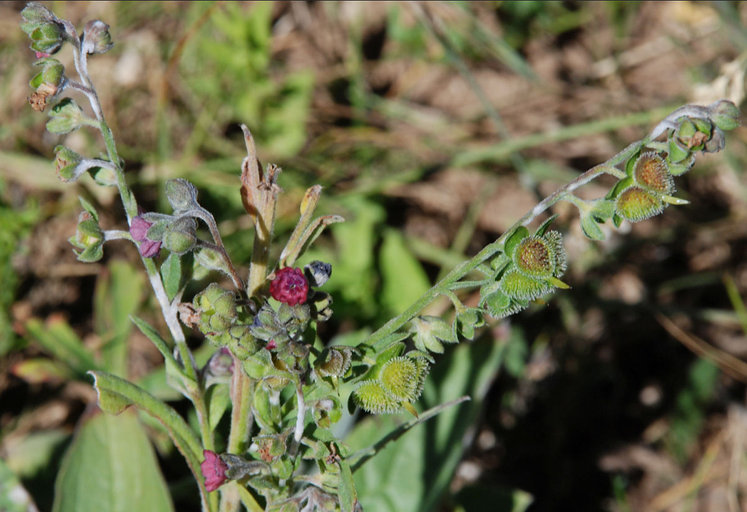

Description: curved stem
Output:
[364,137,648,351]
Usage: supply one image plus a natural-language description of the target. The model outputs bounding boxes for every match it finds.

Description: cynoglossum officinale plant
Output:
[19,2,741,511]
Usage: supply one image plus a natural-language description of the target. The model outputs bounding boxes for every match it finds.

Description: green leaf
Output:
[207,384,231,430]
[160,253,182,301]
[88,371,207,505]
[580,213,605,241]
[503,226,528,258]
[25,317,99,378]
[94,260,143,377]
[380,230,430,316]
[52,410,173,512]
[337,455,359,512]
[0,457,39,512]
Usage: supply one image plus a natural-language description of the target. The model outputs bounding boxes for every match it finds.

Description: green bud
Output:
[30,58,64,91]
[69,210,104,263]
[315,347,353,378]
[163,217,197,255]
[708,100,740,132]
[164,178,199,213]
[409,315,456,354]
[312,396,342,429]
[46,98,85,134]
[454,308,484,340]
[53,145,82,182]
[479,281,512,317]
[81,20,113,55]
[212,291,237,319]
[21,3,58,35]
[29,22,64,54]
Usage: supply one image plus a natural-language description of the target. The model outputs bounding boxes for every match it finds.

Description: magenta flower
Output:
[269,267,309,306]
[129,215,161,258]
[200,449,228,492]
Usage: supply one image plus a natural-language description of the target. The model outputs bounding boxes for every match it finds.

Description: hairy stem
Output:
[365,135,649,351]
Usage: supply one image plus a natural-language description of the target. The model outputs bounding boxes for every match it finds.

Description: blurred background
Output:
[0,2,746,511]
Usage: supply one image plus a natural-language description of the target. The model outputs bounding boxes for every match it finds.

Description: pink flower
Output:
[35,51,51,59]
[200,450,228,492]
[129,216,161,258]
[269,267,308,306]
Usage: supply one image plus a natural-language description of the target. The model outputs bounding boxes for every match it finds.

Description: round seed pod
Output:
[379,357,419,402]
[499,269,553,302]
[615,186,664,223]
[633,152,673,194]
[512,236,555,279]
[353,380,400,414]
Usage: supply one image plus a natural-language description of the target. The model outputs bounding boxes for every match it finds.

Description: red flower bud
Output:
[200,449,228,492]
[269,267,308,306]
[130,216,162,258]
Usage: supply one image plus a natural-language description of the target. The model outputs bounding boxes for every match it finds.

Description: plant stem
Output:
[365,137,647,351]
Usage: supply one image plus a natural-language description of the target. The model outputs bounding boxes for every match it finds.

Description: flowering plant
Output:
[13,3,741,512]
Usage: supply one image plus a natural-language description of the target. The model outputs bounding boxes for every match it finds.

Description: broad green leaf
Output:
[94,260,143,377]
[346,337,507,512]
[380,229,430,316]
[89,371,206,504]
[52,410,173,512]
[160,253,182,301]
[0,457,38,512]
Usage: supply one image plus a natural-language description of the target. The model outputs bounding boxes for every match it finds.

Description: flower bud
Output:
[164,178,199,213]
[46,98,85,135]
[315,347,353,378]
[708,100,741,132]
[203,347,234,387]
[29,21,64,55]
[304,261,332,287]
[614,186,664,223]
[29,58,65,111]
[21,3,59,34]
[162,217,197,255]
[69,210,104,263]
[53,145,82,182]
[409,315,456,354]
[632,152,673,195]
[200,450,228,492]
[453,308,484,340]
[129,216,162,258]
[81,20,113,55]
[269,267,309,306]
